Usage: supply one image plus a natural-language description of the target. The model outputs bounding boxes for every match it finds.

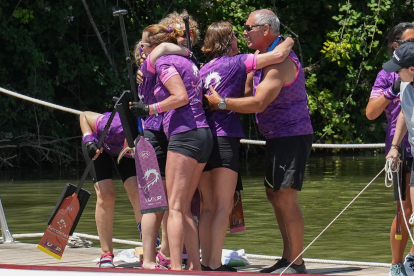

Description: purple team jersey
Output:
[253,51,313,139]
[370,69,411,157]
[149,55,208,139]
[200,54,257,137]
[93,112,131,158]
[138,55,163,131]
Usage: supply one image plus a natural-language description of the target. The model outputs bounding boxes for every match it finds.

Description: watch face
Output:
[218,99,226,110]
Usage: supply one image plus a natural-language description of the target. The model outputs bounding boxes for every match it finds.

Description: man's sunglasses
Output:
[244,24,265,32]
[396,38,414,45]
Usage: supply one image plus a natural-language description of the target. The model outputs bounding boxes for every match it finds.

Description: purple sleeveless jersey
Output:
[138,56,163,131]
[253,51,313,139]
[370,69,411,157]
[150,55,208,139]
[93,112,131,158]
[200,54,256,137]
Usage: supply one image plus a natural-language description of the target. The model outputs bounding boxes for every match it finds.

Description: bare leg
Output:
[160,180,171,258]
[141,211,164,268]
[198,171,214,267]
[272,187,304,265]
[123,176,142,224]
[207,168,238,269]
[94,179,116,254]
[265,187,289,259]
[166,151,203,270]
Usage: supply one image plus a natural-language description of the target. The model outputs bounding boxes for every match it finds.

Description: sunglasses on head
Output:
[233,31,239,38]
[396,38,414,45]
[244,24,265,32]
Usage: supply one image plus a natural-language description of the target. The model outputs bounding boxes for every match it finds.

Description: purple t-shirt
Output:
[253,51,313,139]
[200,54,257,137]
[138,55,163,131]
[370,69,411,156]
[92,112,131,158]
[149,55,208,139]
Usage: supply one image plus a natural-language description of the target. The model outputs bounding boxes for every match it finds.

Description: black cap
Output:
[383,42,414,72]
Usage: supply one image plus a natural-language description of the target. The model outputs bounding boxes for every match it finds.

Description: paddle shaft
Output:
[183,16,192,53]
[113,9,143,134]
[395,140,405,239]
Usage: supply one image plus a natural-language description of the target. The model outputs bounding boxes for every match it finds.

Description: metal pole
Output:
[0,197,14,243]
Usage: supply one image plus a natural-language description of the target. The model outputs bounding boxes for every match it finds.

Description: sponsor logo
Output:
[393,50,400,61]
[41,238,62,252]
[147,195,163,202]
[279,165,287,171]
[139,151,150,158]
[47,225,69,239]
[142,169,161,194]
[56,204,74,216]
[57,219,67,229]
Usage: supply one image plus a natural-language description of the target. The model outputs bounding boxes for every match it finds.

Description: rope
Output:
[241,139,385,149]
[0,87,386,149]
[384,157,414,245]
[278,168,385,275]
[0,87,82,115]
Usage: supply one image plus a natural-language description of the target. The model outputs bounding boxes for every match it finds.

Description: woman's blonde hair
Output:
[159,10,200,45]
[133,24,183,66]
[202,21,234,60]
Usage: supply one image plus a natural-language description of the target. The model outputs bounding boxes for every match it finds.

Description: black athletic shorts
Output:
[168,128,213,163]
[81,141,136,183]
[203,136,240,173]
[144,129,168,179]
[264,134,313,191]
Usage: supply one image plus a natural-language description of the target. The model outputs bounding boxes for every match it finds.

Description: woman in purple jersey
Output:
[366,23,414,276]
[198,21,294,271]
[79,111,141,268]
[133,41,192,270]
[131,24,212,271]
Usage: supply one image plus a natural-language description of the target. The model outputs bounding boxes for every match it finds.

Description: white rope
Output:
[11,232,143,247]
[0,87,387,149]
[240,139,385,148]
[278,168,385,275]
[0,87,82,115]
[384,157,414,245]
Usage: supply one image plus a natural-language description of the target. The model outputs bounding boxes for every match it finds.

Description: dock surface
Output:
[0,242,390,275]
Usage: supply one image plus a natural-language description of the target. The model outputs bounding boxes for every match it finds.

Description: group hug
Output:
[79,7,312,274]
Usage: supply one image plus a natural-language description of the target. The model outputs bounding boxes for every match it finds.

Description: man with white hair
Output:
[204,9,313,274]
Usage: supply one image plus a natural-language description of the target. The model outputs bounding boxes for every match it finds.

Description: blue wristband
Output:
[153,103,159,117]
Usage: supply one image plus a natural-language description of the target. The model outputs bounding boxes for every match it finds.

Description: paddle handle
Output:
[183,16,192,53]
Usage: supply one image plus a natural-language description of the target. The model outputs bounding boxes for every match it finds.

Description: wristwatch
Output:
[218,97,227,110]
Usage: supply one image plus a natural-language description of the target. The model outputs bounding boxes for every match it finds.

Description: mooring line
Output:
[279,167,385,275]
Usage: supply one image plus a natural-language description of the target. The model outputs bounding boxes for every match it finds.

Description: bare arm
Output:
[150,43,189,64]
[255,37,294,69]
[79,111,102,159]
[386,110,408,162]
[244,71,254,96]
[365,95,390,120]
[205,58,296,113]
[147,75,189,115]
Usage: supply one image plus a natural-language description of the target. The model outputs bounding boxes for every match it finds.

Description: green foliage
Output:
[1,0,414,168]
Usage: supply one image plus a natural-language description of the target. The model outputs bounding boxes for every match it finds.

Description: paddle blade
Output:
[37,194,80,259]
[229,191,246,234]
[135,136,168,214]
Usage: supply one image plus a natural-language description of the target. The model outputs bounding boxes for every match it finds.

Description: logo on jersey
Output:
[192,64,199,77]
[204,71,221,90]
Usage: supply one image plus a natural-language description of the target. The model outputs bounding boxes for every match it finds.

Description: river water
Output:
[0,154,405,263]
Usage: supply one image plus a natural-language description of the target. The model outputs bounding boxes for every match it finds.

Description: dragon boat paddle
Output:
[113,9,168,213]
[37,96,122,259]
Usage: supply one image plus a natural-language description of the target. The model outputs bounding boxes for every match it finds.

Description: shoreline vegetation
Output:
[1,1,411,169]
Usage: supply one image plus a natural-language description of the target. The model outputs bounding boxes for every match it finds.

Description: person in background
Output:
[366,22,414,276]
[79,111,141,268]
[204,9,313,274]
[198,21,294,272]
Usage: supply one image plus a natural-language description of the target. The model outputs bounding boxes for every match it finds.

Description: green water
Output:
[0,155,403,263]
